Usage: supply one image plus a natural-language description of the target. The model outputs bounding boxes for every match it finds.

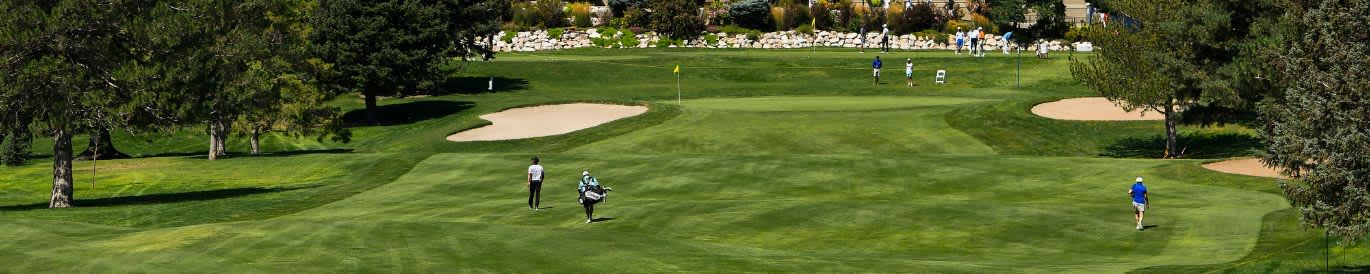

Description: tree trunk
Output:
[1163,99,1178,159]
[364,92,378,124]
[76,127,129,161]
[208,119,229,160]
[49,128,74,208]
[249,128,261,155]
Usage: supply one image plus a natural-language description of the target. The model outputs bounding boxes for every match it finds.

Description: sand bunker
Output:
[1031,97,1165,121]
[1203,158,1288,179]
[446,103,648,142]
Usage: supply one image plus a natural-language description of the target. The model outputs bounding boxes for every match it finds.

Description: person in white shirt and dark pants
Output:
[526,156,545,210]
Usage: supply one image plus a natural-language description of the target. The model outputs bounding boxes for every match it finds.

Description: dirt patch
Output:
[446,103,648,142]
[1031,97,1165,121]
[1203,158,1288,179]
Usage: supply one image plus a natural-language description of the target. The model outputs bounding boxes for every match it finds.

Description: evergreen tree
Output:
[310,0,504,124]
[0,0,140,207]
[1264,0,1370,243]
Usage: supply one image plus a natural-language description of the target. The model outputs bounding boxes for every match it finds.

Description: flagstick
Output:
[676,72,681,104]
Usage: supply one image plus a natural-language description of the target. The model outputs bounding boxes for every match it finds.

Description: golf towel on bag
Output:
[579,174,606,204]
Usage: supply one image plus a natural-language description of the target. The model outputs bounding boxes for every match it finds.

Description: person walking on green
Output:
[1129,176,1149,231]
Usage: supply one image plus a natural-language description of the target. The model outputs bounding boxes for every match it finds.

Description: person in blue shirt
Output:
[1001,31,1014,55]
[872,56,883,85]
[1129,176,1149,231]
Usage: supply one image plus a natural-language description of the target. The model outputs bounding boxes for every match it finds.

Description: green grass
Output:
[0,48,1363,272]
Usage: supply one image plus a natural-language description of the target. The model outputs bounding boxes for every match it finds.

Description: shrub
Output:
[786,1,812,30]
[607,0,648,17]
[970,13,996,33]
[569,2,593,28]
[796,23,814,34]
[904,3,944,33]
[548,28,564,39]
[619,29,640,47]
[621,6,651,28]
[655,37,683,48]
[511,2,539,28]
[720,24,753,35]
[596,26,618,37]
[943,19,968,34]
[729,0,771,30]
[501,30,517,43]
[914,29,942,39]
[536,0,567,28]
[811,3,833,31]
[592,37,615,47]
[704,33,720,45]
[746,29,762,41]
[649,0,704,40]
[885,4,909,34]
[770,6,788,30]
[1063,26,1085,42]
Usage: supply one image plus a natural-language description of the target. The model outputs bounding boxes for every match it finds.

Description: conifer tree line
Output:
[0,0,504,208]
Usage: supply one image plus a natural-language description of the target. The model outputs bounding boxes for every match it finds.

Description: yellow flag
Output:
[673,65,680,74]
[811,18,816,27]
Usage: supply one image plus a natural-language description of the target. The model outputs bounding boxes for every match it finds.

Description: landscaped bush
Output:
[904,3,944,33]
[970,13,996,33]
[649,0,703,40]
[501,30,517,43]
[943,19,968,33]
[569,2,593,28]
[621,6,651,28]
[885,4,909,34]
[1063,25,1085,42]
[654,37,684,48]
[592,37,615,47]
[796,23,814,34]
[619,29,640,48]
[548,27,565,39]
[511,2,538,28]
[536,0,567,28]
[770,6,788,30]
[729,0,771,30]
[596,26,618,37]
[914,29,942,39]
[810,1,834,31]
[607,0,647,17]
[720,25,752,35]
[704,33,719,45]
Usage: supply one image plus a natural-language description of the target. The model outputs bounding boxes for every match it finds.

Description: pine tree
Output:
[1264,0,1370,243]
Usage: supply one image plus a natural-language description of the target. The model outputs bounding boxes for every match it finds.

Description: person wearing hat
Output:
[904,58,914,88]
[579,170,601,223]
[526,156,545,210]
[1129,176,1150,231]
[880,24,891,53]
[954,27,965,55]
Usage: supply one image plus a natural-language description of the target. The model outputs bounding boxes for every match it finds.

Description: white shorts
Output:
[905,70,913,78]
[1132,202,1146,213]
[873,69,880,77]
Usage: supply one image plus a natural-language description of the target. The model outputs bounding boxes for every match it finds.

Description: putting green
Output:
[573,96,996,155]
[679,96,992,112]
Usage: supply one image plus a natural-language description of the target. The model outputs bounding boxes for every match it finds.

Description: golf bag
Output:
[578,175,609,205]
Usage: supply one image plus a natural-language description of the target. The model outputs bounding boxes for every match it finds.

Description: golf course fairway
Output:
[1,49,1364,272]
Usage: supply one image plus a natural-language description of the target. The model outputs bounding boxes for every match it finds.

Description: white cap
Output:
[583,171,590,176]
[1136,176,1144,183]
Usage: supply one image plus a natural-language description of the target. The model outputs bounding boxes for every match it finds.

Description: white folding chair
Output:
[935,70,946,84]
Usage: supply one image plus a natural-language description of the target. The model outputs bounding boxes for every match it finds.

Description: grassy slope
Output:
[0,48,1363,272]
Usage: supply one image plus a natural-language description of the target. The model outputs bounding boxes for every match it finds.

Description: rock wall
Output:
[486,29,1091,53]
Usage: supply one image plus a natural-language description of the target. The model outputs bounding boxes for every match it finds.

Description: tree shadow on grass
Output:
[0,185,318,211]
[1100,133,1262,159]
[135,148,354,160]
[342,100,476,127]
[434,76,529,95]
